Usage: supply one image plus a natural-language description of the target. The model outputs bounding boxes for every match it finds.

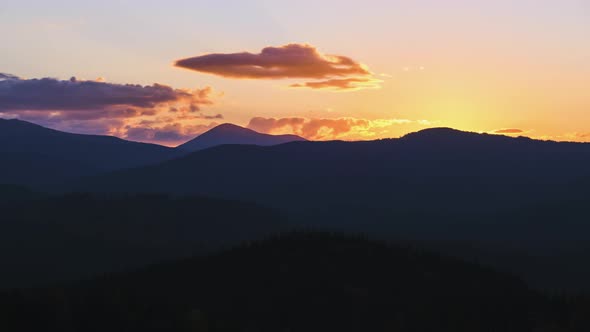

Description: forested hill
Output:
[1,232,589,332]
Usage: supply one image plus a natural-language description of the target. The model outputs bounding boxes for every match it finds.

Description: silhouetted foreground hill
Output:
[0,193,284,289]
[0,119,182,186]
[177,123,306,151]
[74,129,590,290]
[1,233,589,332]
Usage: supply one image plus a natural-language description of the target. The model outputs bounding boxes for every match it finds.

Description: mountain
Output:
[78,127,590,203]
[0,119,183,186]
[75,128,590,239]
[177,123,306,151]
[0,193,285,289]
[74,128,590,290]
[3,232,568,332]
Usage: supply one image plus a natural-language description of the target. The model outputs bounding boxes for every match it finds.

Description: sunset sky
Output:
[1,0,589,146]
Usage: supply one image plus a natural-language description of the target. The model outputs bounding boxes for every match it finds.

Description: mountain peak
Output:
[209,123,253,133]
[177,123,306,152]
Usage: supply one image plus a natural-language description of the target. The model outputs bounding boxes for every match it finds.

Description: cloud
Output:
[559,132,590,142]
[247,117,431,140]
[0,73,221,146]
[175,44,379,91]
[124,122,220,145]
[0,74,212,112]
[494,129,525,134]
[290,77,381,91]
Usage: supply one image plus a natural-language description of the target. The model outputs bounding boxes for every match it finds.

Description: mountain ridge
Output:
[0,118,183,186]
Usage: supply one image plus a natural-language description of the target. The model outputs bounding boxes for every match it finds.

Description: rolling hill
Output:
[2,232,569,332]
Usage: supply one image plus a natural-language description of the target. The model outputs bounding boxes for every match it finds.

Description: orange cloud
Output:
[290,77,381,91]
[247,117,430,140]
[494,129,524,134]
[175,44,379,91]
[559,132,590,142]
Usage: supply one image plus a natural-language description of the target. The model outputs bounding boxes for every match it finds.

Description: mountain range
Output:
[75,127,590,209]
[0,119,180,185]
[70,126,590,290]
[2,119,590,291]
[0,119,305,186]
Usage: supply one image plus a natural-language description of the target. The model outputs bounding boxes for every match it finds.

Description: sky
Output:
[1,0,589,146]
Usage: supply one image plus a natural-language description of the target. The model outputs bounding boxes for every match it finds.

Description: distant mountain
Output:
[0,119,183,186]
[76,127,590,229]
[177,123,306,151]
[79,127,590,202]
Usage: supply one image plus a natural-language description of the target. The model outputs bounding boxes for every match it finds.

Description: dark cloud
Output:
[199,113,224,120]
[494,129,524,134]
[0,74,211,111]
[9,108,155,121]
[0,73,220,145]
[175,44,378,91]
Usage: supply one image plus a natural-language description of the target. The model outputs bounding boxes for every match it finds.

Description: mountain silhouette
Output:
[399,127,534,146]
[177,123,306,151]
[79,127,590,199]
[401,127,487,142]
[73,128,590,290]
[0,119,183,186]
[75,127,590,234]
[4,121,590,290]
